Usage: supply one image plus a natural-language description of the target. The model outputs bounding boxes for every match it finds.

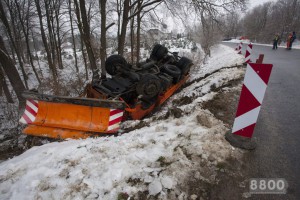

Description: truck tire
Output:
[177,57,193,75]
[150,44,168,61]
[162,64,181,78]
[136,74,162,99]
[105,55,129,75]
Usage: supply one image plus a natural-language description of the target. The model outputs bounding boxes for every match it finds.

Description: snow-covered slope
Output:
[0,45,245,200]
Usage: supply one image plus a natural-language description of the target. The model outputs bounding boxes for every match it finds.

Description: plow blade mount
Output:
[19,91,125,139]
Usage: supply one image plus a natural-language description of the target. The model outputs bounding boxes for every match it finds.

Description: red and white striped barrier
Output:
[19,99,39,124]
[107,109,124,132]
[256,54,264,64]
[237,42,243,54]
[226,63,273,149]
[235,43,239,51]
[244,43,253,63]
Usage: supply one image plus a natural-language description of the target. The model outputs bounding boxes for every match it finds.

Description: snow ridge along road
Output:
[0,44,246,200]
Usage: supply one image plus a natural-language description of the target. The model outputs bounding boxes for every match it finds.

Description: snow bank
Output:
[189,44,244,81]
[223,39,300,49]
[0,44,245,200]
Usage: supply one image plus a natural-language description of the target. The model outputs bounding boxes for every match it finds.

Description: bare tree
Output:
[241,0,300,43]
[165,0,246,55]
[118,0,163,56]
[67,0,79,73]
[118,0,130,56]
[242,3,270,42]
[0,0,29,89]
[74,0,97,70]
[53,0,64,69]
[0,66,14,103]
[80,37,89,80]
[0,35,26,106]
[34,0,58,84]
[136,0,142,63]
[14,0,41,84]
[100,0,107,79]
[221,11,241,38]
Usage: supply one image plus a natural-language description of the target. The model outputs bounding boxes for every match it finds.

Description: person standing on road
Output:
[273,34,279,50]
[289,31,297,50]
[286,33,293,50]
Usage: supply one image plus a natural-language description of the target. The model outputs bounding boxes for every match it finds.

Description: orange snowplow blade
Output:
[20,92,125,139]
[23,125,93,139]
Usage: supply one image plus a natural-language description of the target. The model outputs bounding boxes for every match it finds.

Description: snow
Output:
[224,39,300,50]
[160,176,174,189]
[189,45,244,81]
[0,44,245,200]
[148,179,163,195]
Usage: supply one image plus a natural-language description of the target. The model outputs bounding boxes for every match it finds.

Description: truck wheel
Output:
[105,55,129,75]
[150,44,168,61]
[162,64,181,78]
[177,57,193,75]
[136,74,162,99]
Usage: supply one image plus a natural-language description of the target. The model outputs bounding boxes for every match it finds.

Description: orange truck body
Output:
[20,75,189,139]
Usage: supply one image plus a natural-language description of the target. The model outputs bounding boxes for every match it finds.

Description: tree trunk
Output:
[44,0,57,69]
[31,30,43,77]
[68,0,79,73]
[0,68,2,96]
[55,4,64,70]
[130,7,135,64]
[34,0,58,84]
[136,0,142,64]
[0,66,14,103]
[74,0,97,71]
[0,36,26,106]
[15,0,41,85]
[117,0,121,49]
[81,38,89,80]
[118,0,130,56]
[100,0,107,79]
[0,0,28,89]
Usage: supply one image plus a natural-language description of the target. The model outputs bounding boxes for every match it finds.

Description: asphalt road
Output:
[223,42,300,199]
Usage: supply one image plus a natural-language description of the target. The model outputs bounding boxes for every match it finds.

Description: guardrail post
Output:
[244,43,253,64]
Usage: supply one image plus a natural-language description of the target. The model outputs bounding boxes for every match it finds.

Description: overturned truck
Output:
[19,44,193,139]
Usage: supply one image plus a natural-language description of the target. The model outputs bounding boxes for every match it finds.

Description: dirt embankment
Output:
[189,85,251,200]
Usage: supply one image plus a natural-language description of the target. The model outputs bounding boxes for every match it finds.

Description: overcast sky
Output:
[248,0,277,9]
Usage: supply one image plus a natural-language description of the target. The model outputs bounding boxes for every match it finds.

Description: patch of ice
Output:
[148,179,163,196]
[160,176,174,189]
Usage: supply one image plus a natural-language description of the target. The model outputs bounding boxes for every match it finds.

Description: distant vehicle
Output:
[239,36,248,40]
[222,37,235,41]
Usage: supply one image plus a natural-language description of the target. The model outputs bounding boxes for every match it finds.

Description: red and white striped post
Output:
[19,99,39,124]
[256,54,264,64]
[225,63,273,150]
[244,43,253,64]
[237,42,243,54]
[107,109,124,132]
[235,43,239,51]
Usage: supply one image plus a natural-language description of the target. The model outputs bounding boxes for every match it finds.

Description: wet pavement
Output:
[223,42,300,199]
